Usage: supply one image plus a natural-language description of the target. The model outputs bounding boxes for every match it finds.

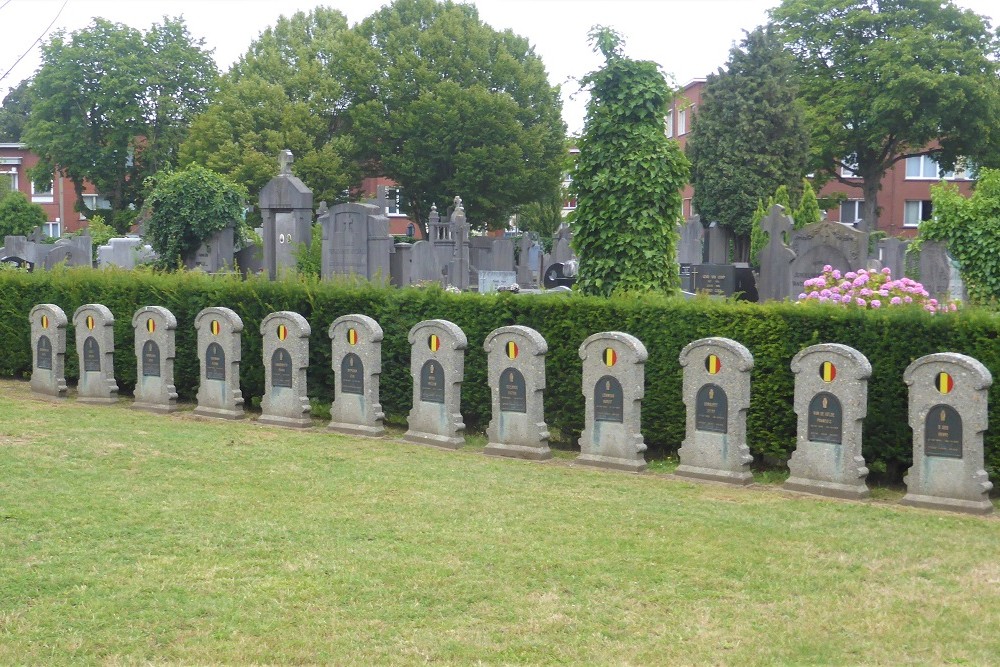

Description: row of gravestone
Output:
[27,304,993,515]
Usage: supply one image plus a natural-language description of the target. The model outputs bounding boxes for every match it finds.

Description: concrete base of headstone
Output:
[403,429,464,450]
[77,394,118,405]
[674,463,753,486]
[783,475,870,501]
[131,400,178,414]
[258,413,312,428]
[899,493,993,515]
[193,404,245,420]
[484,441,552,461]
[575,451,647,473]
[328,420,386,438]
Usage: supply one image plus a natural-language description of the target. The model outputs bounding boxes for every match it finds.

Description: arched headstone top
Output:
[484,325,547,355]
[408,319,467,350]
[260,311,311,338]
[680,337,753,372]
[330,314,383,342]
[904,353,992,390]
[132,305,176,330]
[30,303,67,329]
[194,306,243,333]
[579,331,647,364]
[73,303,114,324]
[791,343,872,380]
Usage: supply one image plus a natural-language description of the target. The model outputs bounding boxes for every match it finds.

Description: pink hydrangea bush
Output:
[797,265,957,313]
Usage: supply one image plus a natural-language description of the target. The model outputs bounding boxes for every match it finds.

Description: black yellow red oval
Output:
[820,361,837,382]
[277,324,288,341]
[146,318,156,333]
[210,320,220,336]
[428,334,440,352]
[936,371,954,394]
[603,347,617,367]
[505,341,519,359]
[705,354,722,374]
[86,315,95,330]
[41,314,48,329]
[347,328,358,345]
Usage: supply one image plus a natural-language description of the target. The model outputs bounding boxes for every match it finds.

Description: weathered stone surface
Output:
[42,234,92,269]
[918,240,954,302]
[29,303,68,399]
[73,303,119,404]
[404,319,467,448]
[193,307,245,420]
[901,353,993,514]
[788,219,868,299]
[483,325,550,460]
[329,314,385,437]
[677,215,704,266]
[577,332,647,472]
[184,226,234,273]
[131,306,178,413]
[784,344,871,499]
[259,150,314,279]
[756,205,796,301]
[676,337,754,485]
[704,222,731,264]
[876,237,909,280]
[320,202,393,283]
[259,311,312,428]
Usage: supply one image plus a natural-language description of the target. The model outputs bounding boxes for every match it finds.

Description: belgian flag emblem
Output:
[505,341,519,359]
[603,347,617,367]
[86,315,95,330]
[936,372,954,394]
[40,314,48,329]
[277,324,288,341]
[347,328,358,345]
[705,354,721,375]
[210,320,220,336]
[428,334,440,352]
[146,318,156,334]
[820,361,837,383]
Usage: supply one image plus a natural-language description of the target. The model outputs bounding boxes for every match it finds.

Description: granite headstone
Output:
[404,319,467,449]
[483,325,551,460]
[73,304,119,404]
[259,311,312,428]
[328,314,386,437]
[29,303,68,399]
[131,306,178,413]
[193,306,245,419]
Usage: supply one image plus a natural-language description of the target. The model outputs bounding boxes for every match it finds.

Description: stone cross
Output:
[131,306,178,413]
[73,304,119,404]
[404,319,467,449]
[279,149,294,175]
[756,204,796,301]
[328,314,386,437]
[29,303,68,399]
[259,311,312,428]
[483,325,551,460]
[193,306,245,420]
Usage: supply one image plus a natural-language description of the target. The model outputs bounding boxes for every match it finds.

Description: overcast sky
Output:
[2,0,998,134]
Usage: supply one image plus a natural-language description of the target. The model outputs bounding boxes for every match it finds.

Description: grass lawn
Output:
[2,378,999,665]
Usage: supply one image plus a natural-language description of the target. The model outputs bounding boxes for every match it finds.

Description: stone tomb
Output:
[72,304,119,404]
[901,354,993,514]
[404,319,467,449]
[483,325,551,460]
[193,307,245,420]
[676,337,754,485]
[259,311,312,428]
[320,202,393,283]
[788,219,868,299]
[259,150,314,279]
[784,344,871,499]
[577,332,648,472]
[756,205,796,301]
[29,303,68,399]
[328,314,386,436]
[131,306,179,413]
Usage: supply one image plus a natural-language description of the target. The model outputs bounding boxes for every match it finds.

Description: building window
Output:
[563,196,577,211]
[42,220,61,238]
[384,187,403,216]
[665,112,673,138]
[80,193,111,220]
[683,198,693,219]
[677,109,687,136]
[0,168,16,193]
[31,179,54,203]
[904,200,933,228]
[840,155,859,178]
[905,155,955,180]
[840,200,864,225]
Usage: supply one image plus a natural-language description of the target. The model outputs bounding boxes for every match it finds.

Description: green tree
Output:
[24,17,217,230]
[793,179,821,228]
[0,79,32,142]
[686,27,809,260]
[143,165,248,268]
[771,0,1000,233]
[0,191,47,237]
[571,27,689,296]
[338,0,565,235]
[180,8,357,207]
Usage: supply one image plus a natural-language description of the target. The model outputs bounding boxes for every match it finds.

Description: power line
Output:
[0,0,69,84]
[0,1,15,12]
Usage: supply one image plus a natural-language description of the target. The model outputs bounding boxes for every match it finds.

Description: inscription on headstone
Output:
[924,404,962,458]
[30,304,68,399]
[420,359,446,404]
[498,367,527,413]
[142,340,161,377]
[83,336,101,372]
[271,348,293,388]
[258,311,311,428]
[36,336,52,370]
[695,383,728,433]
[593,375,624,423]
[483,325,551,460]
[206,342,226,381]
[807,391,843,444]
[340,353,365,395]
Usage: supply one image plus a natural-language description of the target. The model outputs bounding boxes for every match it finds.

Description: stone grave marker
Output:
[675,337,754,485]
[131,306,178,413]
[784,343,871,499]
[193,307,245,419]
[259,150,314,279]
[259,311,312,428]
[901,353,993,514]
[320,202,393,283]
[42,234,92,269]
[577,332,647,472]
[703,222,731,264]
[756,205,796,301]
[918,240,953,302]
[483,325,551,460]
[477,270,517,293]
[29,303,68,399]
[876,237,909,280]
[329,314,385,436]
[72,304,119,404]
[404,319,467,448]
[788,219,868,299]
[184,226,234,273]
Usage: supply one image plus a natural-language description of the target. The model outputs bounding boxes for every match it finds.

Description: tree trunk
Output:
[858,175,882,234]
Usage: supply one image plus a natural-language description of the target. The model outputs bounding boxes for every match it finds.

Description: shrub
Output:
[797,266,956,313]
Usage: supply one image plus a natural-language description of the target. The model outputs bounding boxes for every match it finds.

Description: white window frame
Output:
[840,199,864,225]
[31,179,54,203]
[840,155,860,179]
[80,193,111,220]
[42,219,61,238]
[665,112,673,138]
[677,108,687,136]
[904,200,932,228]
[0,167,17,193]
[384,186,404,217]
[905,155,955,180]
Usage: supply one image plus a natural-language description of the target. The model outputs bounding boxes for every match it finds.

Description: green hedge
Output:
[2,266,1000,483]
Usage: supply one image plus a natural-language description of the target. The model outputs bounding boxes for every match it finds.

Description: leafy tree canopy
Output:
[337,0,566,234]
[686,26,809,257]
[571,26,689,296]
[770,0,1000,232]
[0,191,47,238]
[0,79,31,142]
[23,17,218,231]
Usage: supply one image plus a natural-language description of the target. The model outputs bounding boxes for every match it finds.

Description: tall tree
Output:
[0,79,32,142]
[337,0,565,235]
[571,27,689,296]
[770,0,1000,232]
[686,27,809,260]
[180,8,357,206]
[23,17,217,230]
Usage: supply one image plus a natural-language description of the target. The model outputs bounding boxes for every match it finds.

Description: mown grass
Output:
[2,378,999,665]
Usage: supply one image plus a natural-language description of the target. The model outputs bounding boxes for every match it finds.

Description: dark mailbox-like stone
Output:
[593,375,624,423]
[807,391,843,444]
[83,336,101,372]
[420,359,445,404]
[206,342,226,381]
[695,383,728,433]
[924,404,963,459]
[271,347,293,388]
[142,340,161,377]
[498,367,527,413]
[37,335,52,370]
[341,353,365,395]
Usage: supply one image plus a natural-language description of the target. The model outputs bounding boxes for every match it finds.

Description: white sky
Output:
[1,0,998,135]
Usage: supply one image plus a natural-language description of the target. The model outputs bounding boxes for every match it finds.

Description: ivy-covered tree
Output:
[770,0,1000,232]
[686,27,809,260]
[337,0,565,235]
[179,8,357,207]
[143,165,248,268]
[571,27,689,296]
[24,17,217,230]
[0,79,31,142]
[0,191,47,237]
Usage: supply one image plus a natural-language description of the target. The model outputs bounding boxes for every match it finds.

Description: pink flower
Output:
[841,295,852,303]
[890,296,902,305]
[798,293,807,300]
[860,288,872,297]
[822,264,833,272]
[950,303,958,312]
[881,267,891,275]
[856,298,867,307]
[904,296,913,303]
[871,300,881,308]
[832,270,842,279]
[845,272,857,280]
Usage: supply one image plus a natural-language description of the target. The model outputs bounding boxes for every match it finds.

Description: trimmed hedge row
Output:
[2,267,1000,483]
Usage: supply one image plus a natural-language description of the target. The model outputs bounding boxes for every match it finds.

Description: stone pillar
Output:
[193,307,245,420]
[577,332,648,472]
[259,149,314,279]
[131,306,178,413]
[72,304,119,404]
[259,311,312,428]
[404,319,467,449]
[328,314,385,437]
[901,353,993,514]
[483,325,551,461]
[676,337,754,485]
[29,303,68,399]
[784,343,871,499]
